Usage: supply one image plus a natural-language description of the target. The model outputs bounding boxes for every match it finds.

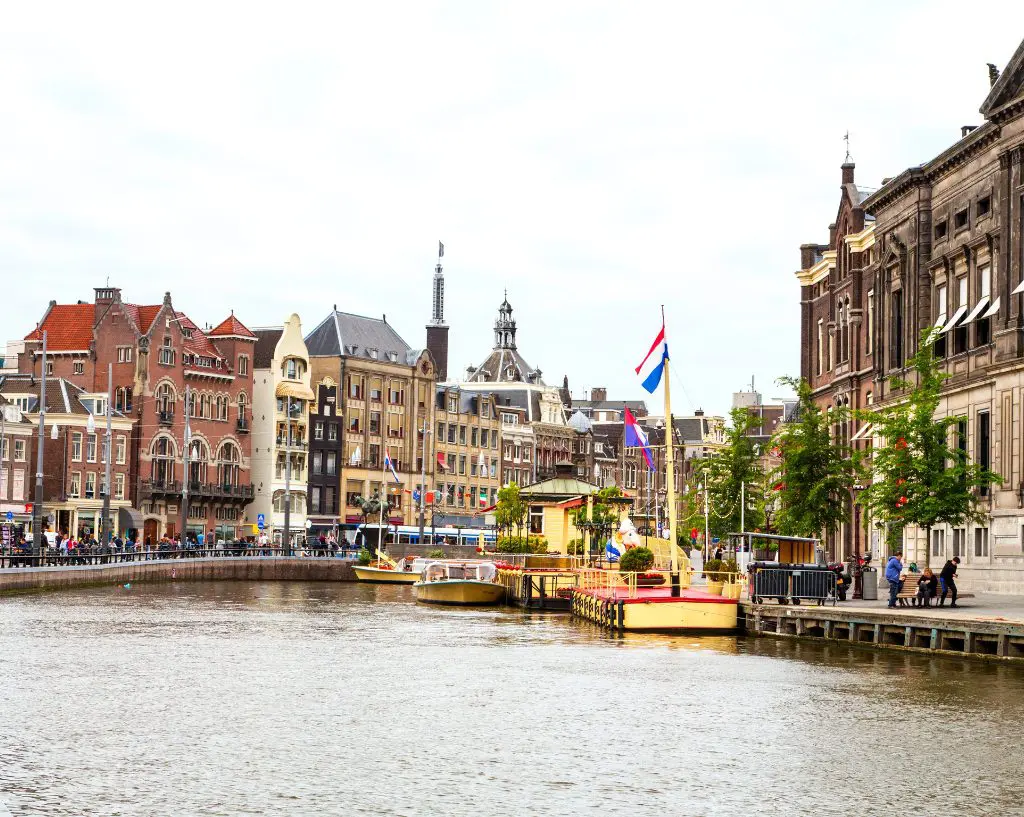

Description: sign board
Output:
[251,524,259,535]
[5,511,11,522]
[256,513,266,530]
[24,503,33,514]
[47,513,55,525]
[304,519,312,529]
[712,537,720,544]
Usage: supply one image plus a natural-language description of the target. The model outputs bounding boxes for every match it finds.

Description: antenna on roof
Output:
[843,130,852,163]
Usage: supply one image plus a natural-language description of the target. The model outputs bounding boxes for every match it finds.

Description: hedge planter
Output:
[705,580,724,596]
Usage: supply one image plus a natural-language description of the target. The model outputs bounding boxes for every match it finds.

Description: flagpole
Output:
[381,377,389,558]
[660,305,681,594]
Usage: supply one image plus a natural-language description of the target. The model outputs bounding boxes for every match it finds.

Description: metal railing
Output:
[749,566,836,606]
[0,545,360,569]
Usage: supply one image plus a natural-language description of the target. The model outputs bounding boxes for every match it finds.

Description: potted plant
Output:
[704,558,725,595]
[636,572,666,587]
[619,546,655,579]
[721,558,742,599]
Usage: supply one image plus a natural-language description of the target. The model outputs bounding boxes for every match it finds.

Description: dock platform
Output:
[497,566,577,611]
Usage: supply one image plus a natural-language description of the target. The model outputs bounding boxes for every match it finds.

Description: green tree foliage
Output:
[857,329,999,546]
[692,407,765,539]
[495,483,527,536]
[770,376,856,539]
[571,486,623,555]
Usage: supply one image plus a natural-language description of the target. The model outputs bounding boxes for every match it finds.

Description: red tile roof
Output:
[172,312,221,358]
[23,304,96,351]
[121,303,163,334]
[209,314,256,339]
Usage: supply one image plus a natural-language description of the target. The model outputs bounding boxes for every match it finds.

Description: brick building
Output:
[20,287,256,543]
[797,37,1024,590]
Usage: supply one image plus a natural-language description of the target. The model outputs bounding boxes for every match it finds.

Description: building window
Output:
[46,361,53,376]
[934,220,948,241]
[471,427,479,447]
[816,318,823,376]
[72,432,83,462]
[117,346,133,364]
[370,412,381,435]
[114,473,125,501]
[348,376,363,399]
[73,361,84,375]
[977,196,991,218]
[481,429,489,448]
[447,425,456,444]
[931,529,945,558]
[952,528,965,559]
[974,527,989,558]
[116,435,126,464]
[159,337,175,366]
[86,434,97,463]
[866,290,874,356]
[69,472,81,499]
[85,472,97,500]
[314,422,324,440]
[954,208,968,231]
[458,455,466,475]
[891,291,904,368]
[934,285,947,358]
[310,486,322,514]
[328,423,338,441]
[459,425,467,445]
[976,264,992,346]
[978,411,991,497]
[953,276,968,355]
[529,506,544,534]
[13,439,25,461]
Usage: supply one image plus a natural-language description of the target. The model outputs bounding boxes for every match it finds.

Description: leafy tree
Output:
[495,483,527,541]
[571,486,623,558]
[692,407,765,539]
[769,376,856,540]
[856,328,999,551]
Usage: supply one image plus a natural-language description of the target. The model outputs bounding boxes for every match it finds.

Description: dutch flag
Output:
[624,407,656,472]
[635,323,668,394]
[383,452,400,483]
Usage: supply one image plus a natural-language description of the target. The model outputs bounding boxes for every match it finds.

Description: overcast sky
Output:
[2,2,1023,416]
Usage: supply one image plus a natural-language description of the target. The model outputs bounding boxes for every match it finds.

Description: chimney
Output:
[591,387,607,402]
[828,223,837,249]
[94,287,121,305]
[799,244,821,270]
[841,162,855,185]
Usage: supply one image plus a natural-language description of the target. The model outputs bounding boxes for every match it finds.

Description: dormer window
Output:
[367,348,378,360]
[387,351,398,362]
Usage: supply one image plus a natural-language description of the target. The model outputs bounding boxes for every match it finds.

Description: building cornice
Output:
[795,251,836,286]
[844,224,876,253]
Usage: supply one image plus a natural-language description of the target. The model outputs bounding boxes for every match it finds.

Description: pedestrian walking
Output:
[885,550,903,608]
[939,557,961,607]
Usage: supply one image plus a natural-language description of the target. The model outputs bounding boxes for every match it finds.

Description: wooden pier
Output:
[743,600,1024,662]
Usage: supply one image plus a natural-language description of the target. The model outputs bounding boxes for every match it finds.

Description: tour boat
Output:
[353,556,425,584]
[413,561,506,606]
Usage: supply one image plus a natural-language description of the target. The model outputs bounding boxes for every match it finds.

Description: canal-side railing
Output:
[0,546,359,569]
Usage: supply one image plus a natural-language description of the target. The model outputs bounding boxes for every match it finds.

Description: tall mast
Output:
[660,305,679,580]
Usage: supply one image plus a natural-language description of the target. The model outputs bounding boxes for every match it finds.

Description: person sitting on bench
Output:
[915,568,938,607]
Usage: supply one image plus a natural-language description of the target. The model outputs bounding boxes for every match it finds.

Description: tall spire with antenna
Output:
[426,241,450,381]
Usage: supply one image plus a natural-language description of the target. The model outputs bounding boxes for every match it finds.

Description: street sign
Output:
[256,513,266,530]
[5,511,12,522]
[412,489,421,502]
[712,537,720,544]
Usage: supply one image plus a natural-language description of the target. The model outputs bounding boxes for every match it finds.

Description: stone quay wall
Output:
[0,557,355,594]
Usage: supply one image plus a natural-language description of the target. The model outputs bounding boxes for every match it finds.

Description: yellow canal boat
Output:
[414,561,506,606]
[353,556,424,584]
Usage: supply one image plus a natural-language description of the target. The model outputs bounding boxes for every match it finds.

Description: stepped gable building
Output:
[797,37,1024,591]
[250,315,314,547]
[304,308,436,530]
[20,287,256,543]
[795,160,879,559]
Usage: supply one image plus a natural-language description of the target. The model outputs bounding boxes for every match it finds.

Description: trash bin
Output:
[861,566,878,600]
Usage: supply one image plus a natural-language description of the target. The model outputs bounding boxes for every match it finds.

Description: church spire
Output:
[425,241,450,381]
[431,241,446,326]
[494,294,516,349]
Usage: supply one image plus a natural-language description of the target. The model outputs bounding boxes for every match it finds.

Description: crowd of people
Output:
[1,528,358,566]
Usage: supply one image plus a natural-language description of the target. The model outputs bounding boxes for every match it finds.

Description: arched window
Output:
[218,441,241,487]
[238,393,247,421]
[216,395,228,421]
[844,297,852,362]
[187,438,210,486]
[156,382,176,416]
[150,435,176,485]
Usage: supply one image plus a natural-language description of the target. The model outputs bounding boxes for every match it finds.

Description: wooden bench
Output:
[895,575,974,607]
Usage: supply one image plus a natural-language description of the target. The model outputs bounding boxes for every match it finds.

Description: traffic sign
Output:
[712,537,720,544]
[256,513,266,530]
[5,511,12,522]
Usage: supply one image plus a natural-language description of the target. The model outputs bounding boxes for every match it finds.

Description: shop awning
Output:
[118,506,146,533]
[275,381,315,401]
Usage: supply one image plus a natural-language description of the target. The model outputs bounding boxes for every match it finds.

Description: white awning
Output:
[961,297,990,326]
[933,313,947,328]
[983,297,1001,318]
[941,304,968,333]
[850,423,874,441]
[1012,280,1024,296]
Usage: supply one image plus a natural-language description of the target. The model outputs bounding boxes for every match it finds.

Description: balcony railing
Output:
[236,417,250,433]
[139,479,254,501]
[276,438,308,450]
[158,410,174,426]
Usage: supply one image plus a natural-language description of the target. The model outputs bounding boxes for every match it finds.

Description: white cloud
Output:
[2,1,1022,416]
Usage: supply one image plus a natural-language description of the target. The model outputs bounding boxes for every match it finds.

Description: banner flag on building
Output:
[635,322,668,394]
[383,452,400,483]
[624,407,655,471]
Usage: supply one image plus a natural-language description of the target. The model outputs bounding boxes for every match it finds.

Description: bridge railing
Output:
[0,545,360,570]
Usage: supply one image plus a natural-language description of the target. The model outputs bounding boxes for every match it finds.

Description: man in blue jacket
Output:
[885,551,904,609]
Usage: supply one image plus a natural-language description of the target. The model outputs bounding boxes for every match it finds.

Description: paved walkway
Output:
[830,592,1024,624]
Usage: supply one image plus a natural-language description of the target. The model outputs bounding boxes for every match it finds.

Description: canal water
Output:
[1,582,1022,816]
